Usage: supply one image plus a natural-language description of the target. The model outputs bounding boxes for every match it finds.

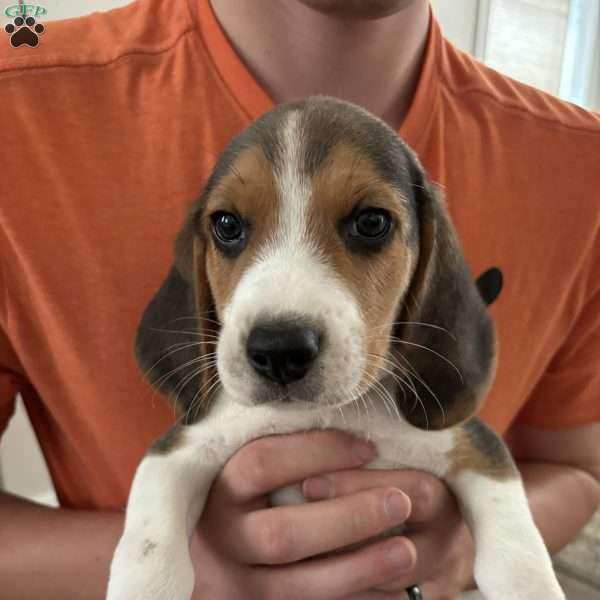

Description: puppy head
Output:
[136,97,495,428]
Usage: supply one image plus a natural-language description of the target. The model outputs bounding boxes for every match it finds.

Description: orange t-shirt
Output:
[1,0,599,511]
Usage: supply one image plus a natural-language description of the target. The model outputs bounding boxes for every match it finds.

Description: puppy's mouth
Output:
[252,380,322,407]
[253,367,390,410]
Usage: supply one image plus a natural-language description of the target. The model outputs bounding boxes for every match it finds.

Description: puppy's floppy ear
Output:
[135,207,219,423]
[394,157,496,430]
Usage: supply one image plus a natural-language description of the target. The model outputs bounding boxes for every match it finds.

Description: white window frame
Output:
[559,0,600,109]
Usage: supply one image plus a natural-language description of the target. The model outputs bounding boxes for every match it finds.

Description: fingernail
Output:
[352,439,377,464]
[384,492,409,523]
[302,477,331,500]
[386,541,413,571]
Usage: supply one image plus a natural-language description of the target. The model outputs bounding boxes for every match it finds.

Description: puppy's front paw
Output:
[107,534,195,600]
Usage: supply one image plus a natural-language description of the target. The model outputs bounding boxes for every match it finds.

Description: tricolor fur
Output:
[107,97,564,600]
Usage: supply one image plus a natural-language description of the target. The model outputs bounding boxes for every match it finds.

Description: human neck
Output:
[209,0,430,129]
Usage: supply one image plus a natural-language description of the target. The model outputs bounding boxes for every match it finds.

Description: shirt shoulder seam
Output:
[0,25,196,78]
[440,75,600,138]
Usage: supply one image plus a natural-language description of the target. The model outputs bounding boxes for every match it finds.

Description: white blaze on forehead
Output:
[217,108,368,405]
[273,110,311,248]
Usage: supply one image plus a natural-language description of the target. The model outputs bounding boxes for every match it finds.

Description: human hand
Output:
[190,430,417,599]
[302,468,476,599]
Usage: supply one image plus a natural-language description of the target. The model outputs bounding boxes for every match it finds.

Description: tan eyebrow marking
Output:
[202,144,280,315]
[304,140,416,395]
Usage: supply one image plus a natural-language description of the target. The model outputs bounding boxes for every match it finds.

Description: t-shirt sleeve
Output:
[0,251,26,437]
[517,247,600,429]
[0,324,23,438]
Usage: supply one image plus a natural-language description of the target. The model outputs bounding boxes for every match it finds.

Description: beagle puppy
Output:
[107,97,564,600]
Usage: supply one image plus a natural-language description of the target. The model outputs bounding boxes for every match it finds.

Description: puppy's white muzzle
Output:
[217,248,366,408]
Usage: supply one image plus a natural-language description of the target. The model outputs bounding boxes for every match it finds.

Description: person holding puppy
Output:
[1,1,599,598]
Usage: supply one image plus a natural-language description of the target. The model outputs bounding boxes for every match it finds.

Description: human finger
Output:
[302,469,452,522]
[229,487,411,564]
[251,535,417,600]
[373,517,471,594]
[213,430,377,504]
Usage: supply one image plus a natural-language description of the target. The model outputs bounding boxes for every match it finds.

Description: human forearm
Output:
[518,460,600,554]
[0,491,123,599]
[509,422,600,555]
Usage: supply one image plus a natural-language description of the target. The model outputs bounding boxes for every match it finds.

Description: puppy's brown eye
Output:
[212,212,244,243]
[354,209,391,239]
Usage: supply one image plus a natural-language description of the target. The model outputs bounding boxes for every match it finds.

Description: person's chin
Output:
[296,0,419,19]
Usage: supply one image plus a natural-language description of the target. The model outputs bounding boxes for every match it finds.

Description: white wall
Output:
[430,0,481,53]
[26,0,133,21]
[0,400,57,505]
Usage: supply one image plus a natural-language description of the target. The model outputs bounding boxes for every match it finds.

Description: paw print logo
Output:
[5,16,45,48]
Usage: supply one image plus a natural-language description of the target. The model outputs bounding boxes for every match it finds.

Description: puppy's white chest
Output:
[206,397,455,508]
[205,396,455,479]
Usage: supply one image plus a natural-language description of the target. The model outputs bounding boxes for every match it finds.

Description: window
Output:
[477,0,600,109]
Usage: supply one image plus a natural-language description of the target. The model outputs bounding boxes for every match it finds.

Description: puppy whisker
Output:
[152,353,217,390]
[364,352,430,428]
[174,369,210,423]
[142,341,202,377]
[169,359,218,397]
[364,352,415,399]
[360,370,402,430]
[395,352,445,429]
[139,330,219,389]
[181,370,221,425]
[360,366,393,414]
[372,335,463,382]
[194,375,222,417]
[168,315,222,327]
[148,326,221,340]
[370,320,455,340]
[362,359,406,421]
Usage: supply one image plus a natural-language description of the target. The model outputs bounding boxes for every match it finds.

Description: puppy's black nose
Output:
[247,323,321,385]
